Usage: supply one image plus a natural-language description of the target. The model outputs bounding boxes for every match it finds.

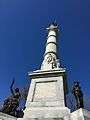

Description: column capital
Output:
[46,22,59,32]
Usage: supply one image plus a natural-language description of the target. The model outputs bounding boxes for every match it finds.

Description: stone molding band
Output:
[44,51,57,57]
[46,41,57,46]
[47,35,56,39]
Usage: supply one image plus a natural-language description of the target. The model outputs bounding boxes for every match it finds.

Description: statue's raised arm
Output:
[10,79,15,96]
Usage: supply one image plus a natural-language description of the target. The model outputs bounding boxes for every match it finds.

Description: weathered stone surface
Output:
[18,118,64,120]
[71,108,90,120]
[24,107,70,119]
[33,81,57,102]
[26,71,66,106]
[0,112,16,120]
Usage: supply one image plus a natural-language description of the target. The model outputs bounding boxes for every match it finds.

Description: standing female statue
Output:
[72,82,84,109]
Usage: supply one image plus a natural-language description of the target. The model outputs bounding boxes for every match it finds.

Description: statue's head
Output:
[74,81,80,87]
[15,88,19,93]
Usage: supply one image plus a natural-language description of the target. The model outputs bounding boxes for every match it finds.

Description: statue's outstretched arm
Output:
[10,79,15,96]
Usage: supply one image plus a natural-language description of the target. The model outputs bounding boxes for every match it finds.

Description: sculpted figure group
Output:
[1,79,24,117]
[46,53,57,69]
[0,78,84,118]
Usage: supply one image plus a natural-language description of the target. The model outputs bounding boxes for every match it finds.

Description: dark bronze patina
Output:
[72,81,84,109]
[1,79,23,117]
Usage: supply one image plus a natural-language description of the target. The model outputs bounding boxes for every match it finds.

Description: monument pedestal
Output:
[22,69,69,120]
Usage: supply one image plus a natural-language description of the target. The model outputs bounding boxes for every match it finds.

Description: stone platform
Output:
[0,108,90,120]
[0,112,16,120]
[23,107,70,120]
[18,108,90,120]
[71,108,90,120]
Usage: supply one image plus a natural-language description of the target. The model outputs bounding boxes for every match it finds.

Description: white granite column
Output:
[41,23,60,70]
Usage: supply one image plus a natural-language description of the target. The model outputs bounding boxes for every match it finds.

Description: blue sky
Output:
[0,0,90,109]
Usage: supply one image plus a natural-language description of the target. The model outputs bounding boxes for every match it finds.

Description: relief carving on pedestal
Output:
[46,53,57,69]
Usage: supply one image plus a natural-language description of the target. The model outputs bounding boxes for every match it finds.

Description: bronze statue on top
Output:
[72,81,84,109]
[1,79,21,117]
